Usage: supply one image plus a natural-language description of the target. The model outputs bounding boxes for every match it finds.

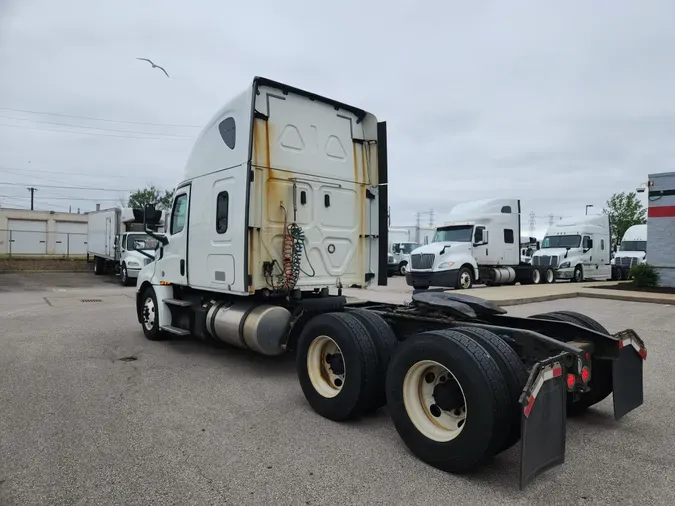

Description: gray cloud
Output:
[0,0,669,231]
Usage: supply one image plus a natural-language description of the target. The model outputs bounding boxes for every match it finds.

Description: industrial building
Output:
[646,172,675,287]
[0,208,88,257]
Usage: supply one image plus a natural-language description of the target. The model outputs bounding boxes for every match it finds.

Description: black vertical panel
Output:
[377,121,388,286]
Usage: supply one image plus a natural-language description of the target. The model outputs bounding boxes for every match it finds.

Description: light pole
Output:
[585,204,593,215]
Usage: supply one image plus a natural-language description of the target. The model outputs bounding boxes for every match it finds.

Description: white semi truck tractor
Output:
[133,77,646,489]
[611,224,647,280]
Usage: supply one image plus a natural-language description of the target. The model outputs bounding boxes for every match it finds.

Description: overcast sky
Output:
[1,0,671,238]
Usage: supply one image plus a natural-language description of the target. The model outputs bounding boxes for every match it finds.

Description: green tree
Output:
[603,191,647,249]
[127,185,175,210]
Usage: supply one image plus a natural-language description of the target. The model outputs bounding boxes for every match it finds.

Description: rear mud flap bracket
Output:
[519,357,567,490]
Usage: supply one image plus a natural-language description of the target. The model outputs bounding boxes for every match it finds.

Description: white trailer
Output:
[132,77,646,489]
[87,207,165,285]
[611,224,647,280]
[532,214,612,282]
[405,198,550,290]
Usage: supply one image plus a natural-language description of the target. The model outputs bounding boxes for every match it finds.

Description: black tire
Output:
[297,312,381,421]
[93,257,104,276]
[456,266,474,290]
[452,326,528,455]
[572,265,583,282]
[349,309,399,409]
[413,283,430,291]
[528,311,613,414]
[386,329,510,473]
[120,264,133,286]
[140,286,167,341]
[617,267,625,281]
[398,262,408,276]
[543,268,555,284]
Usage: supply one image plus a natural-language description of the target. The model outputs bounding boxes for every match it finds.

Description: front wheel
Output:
[572,265,583,282]
[141,286,167,341]
[120,264,134,286]
[455,267,474,290]
[398,262,408,276]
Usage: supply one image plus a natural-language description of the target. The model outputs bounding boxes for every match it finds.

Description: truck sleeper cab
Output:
[532,214,612,283]
[611,224,647,280]
[133,78,646,490]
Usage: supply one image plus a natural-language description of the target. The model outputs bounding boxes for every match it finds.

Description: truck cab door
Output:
[582,235,593,266]
[161,185,190,285]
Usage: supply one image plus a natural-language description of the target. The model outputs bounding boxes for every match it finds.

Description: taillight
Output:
[581,366,590,383]
[566,374,576,389]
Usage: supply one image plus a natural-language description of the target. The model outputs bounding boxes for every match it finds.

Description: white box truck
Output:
[87,207,166,285]
[131,77,646,489]
[531,214,612,282]
[611,224,647,280]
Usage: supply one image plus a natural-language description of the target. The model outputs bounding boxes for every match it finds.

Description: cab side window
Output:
[170,194,188,235]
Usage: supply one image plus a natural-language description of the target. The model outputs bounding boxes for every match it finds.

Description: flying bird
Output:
[136,58,170,78]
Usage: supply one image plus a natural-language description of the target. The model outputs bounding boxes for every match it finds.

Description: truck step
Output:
[163,298,193,307]
[160,325,191,336]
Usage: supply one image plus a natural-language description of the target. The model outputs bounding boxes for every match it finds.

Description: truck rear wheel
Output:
[452,326,528,455]
[386,329,510,473]
[297,313,381,421]
[93,256,105,276]
[528,311,613,415]
[348,309,398,409]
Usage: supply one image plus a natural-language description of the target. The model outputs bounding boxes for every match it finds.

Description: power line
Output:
[0,165,177,182]
[0,194,122,202]
[0,114,194,138]
[0,123,192,141]
[0,181,135,192]
[0,107,202,128]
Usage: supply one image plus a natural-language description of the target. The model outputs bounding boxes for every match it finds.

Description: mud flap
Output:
[519,357,568,490]
[612,329,646,420]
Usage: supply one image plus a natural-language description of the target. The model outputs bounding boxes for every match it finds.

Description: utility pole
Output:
[27,187,37,210]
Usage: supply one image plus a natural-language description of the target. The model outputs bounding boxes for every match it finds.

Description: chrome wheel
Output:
[459,270,472,289]
[143,296,156,331]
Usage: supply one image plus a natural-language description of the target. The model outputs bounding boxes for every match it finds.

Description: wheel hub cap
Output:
[143,297,155,330]
[307,335,345,398]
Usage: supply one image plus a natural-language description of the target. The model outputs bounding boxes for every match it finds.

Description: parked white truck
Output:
[87,207,166,285]
[520,236,539,264]
[405,198,552,290]
[532,214,612,282]
[611,224,647,280]
[132,77,646,490]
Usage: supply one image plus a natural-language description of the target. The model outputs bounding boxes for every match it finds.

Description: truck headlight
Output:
[127,261,140,267]
[437,261,455,270]
[559,261,570,269]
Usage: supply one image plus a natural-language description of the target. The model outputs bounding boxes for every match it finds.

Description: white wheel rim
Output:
[401,264,407,275]
[403,360,467,442]
[533,270,541,283]
[307,335,345,398]
[122,268,127,281]
[143,296,155,330]
[459,271,471,289]
[546,269,554,283]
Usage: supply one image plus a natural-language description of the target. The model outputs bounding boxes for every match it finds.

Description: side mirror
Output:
[143,204,169,246]
[587,239,593,248]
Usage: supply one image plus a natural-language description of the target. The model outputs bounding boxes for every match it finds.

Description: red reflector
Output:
[618,340,624,349]
[552,366,563,377]
[639,348,647,360]
[581,366,590,383]
[566,374,576,389]
[585,352,591,360]
[524,395,535,417]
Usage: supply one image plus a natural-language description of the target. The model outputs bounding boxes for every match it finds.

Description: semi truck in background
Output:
[87,207,166,285]
[131,77,646,490]
[405,198,554,290]
[532,214,612,282]
[520,236,540,264]
[611,224,647,280]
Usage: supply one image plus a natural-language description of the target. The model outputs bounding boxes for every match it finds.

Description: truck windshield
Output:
[399,243,421,254]
[620,240,647,252]
[433,225,473,243]
[127,234,161,251]
[541,235,581,248]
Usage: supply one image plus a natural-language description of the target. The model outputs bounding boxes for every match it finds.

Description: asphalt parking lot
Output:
[1,272,674,505]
